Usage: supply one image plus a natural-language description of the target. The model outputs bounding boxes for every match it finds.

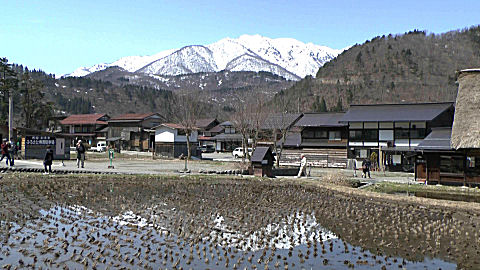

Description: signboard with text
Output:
[24,135,70,160]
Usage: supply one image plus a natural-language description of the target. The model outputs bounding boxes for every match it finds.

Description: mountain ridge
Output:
[67,35,342,80]
[276,26,480,112]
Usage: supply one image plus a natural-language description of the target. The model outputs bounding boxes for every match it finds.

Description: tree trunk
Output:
[186,130,191,160]
[241,134,247,163]
[277,131,288,168]
[274,130,280,167]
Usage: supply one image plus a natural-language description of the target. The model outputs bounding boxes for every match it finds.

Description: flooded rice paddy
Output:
[0,174,479,269]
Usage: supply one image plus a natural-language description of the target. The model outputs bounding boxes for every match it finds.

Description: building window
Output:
[224,127,235,134]
[349,130,363,141]
[315,130,328,139]
[303,129,328,139]
[303,130,315,139]
[329,131,341,141]
[379,130,394,141]
[177,129,186,136]
[363,129,378,141]
[467,156,476,168]
[410,128,426,139]
[352,149,369,158]
[395,129,409,139]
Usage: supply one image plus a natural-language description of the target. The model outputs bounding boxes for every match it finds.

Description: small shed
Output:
[250,147,275,177]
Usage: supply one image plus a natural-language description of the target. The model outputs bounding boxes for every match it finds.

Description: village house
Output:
[59,113,110,147]
[210,121,243,152]
[340,102,455,171]
[107,113,163,151]
[281,112,348,167]
[195,118,220,150]
[260,113,303,144]
[154,123,199,158]
[415,69,480,185]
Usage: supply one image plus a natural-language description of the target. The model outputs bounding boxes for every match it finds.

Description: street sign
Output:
[24,135,70,160]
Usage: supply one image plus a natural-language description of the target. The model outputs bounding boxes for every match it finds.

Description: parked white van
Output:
[232,147,252,158]
[91,141,107,152]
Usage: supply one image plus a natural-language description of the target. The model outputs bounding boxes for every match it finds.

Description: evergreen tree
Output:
[319,97,327,112]
[333,97,343,112]
[0,58,18,124]
[311,96,328,112]
[18,71,53,129]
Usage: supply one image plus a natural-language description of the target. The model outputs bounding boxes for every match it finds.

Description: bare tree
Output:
[247,90,270,153]
[171,93,205,159]
[231,95,250,163]
[267,93,296,167]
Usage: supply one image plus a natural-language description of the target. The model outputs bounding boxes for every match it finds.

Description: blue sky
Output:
[1,0,479,76]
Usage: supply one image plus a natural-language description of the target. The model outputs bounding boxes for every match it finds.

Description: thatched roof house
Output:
[451,69,480,150]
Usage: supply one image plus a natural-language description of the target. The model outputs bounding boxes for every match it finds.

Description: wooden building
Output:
[154,123,199,158]
[415,69,480,185]
[281,113,348,168]
[108,113,163,151]
[414,127,465,184]
[211,121,243,152]
[340,103,455,171]
[59,113,109,147]
[196,118,220,149]
[250,146,275,177]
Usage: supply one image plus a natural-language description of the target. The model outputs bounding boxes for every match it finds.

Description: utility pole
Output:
[8,89,12,141]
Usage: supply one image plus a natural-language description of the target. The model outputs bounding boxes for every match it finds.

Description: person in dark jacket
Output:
[44,145,54,174]
[362,159,371,178]
[0,139,11,166]
[76,140,86,168]
[9,141,15,166]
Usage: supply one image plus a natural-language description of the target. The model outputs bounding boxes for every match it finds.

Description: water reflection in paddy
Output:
[0,176,475,269]
[1,206,454,269]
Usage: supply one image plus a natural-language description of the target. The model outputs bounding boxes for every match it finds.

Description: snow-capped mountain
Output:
[67,35,342,80]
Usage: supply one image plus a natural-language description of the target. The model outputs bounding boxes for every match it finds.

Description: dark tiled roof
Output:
[341,102,454,122]
[415,128,452,151]
[282,133,302,147]
[109,113,158,121]
[195,118,218,129]
[263,113,303,129]
[220,121,233,126]
[158,123,185,130]
[251,147,272,163]
[295,113,346,127]
[208,124,224,133]
[60,113,108,125]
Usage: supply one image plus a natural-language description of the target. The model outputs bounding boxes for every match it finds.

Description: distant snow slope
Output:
[67,35,342,80]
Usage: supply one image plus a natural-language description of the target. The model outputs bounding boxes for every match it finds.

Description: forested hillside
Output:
[280,26,480,112]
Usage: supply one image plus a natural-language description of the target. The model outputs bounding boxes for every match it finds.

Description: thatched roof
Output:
[451,69,480,149]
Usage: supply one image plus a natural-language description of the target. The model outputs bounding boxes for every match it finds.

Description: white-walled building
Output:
[154,123,198,158]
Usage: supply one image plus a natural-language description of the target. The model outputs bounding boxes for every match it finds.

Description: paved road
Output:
[7,158,239,175]
[5,157,416,185]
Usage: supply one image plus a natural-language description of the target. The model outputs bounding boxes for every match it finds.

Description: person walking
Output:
[0,139,11,166]
[76,140,86,168]
[366,159,372,178]
[362,158,371,178]
[43,145,54,174]
[9,141,16,166]
[296,155,307,178]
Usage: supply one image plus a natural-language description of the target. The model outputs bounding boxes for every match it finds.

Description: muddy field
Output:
[0,174,479,269]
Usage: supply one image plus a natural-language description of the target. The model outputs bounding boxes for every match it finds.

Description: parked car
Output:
[200,145,215,153]
[90,141,107,152]
[232,147,252,158]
